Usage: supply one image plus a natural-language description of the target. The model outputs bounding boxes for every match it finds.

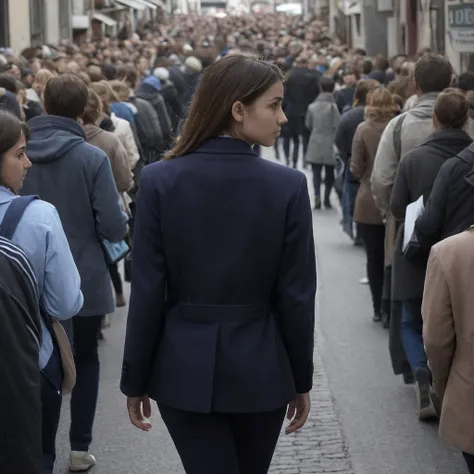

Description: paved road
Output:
[54,147,467,473]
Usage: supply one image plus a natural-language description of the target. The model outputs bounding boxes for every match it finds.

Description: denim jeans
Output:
[463,452,474,473]
[401,299,427,371]
[342,167,359,239]
[70,315,103,452]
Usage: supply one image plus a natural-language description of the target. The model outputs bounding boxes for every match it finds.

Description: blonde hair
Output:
[89,80,119,114]
[34,69,54,86]
[109,80,130,102]
[365,87,397,121]
[82,88,103,125]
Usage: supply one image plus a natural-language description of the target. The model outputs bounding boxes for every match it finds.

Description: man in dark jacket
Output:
[368,54,390,86]
[0,238,42,474]
[416,141,474,249]
[22,75,127,472]
[391,89,473,420]
[136,75,173,156]
[283,58,320,168]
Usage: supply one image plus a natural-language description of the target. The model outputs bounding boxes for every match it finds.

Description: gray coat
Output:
[23,116,128,317]
[305,93,340,166]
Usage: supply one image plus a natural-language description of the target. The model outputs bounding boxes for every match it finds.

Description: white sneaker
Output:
[69,451,96,472]
[359,277,369,285]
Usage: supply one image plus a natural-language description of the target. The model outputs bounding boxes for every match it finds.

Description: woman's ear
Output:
[231,101,245,123]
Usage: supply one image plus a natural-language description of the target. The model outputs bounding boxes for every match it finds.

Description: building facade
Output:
[3,0,71,52]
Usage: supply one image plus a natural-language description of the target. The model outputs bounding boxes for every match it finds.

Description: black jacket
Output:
[121,137,316,413]
[416,140,474,252]
[159,81,183,132]
[0,237,42,474]
[169,66,187,104]
[391,128,473,300]
[136,84,172,149]
[335,87,355,114]
[284,67,320,118]
[335,106,365,164]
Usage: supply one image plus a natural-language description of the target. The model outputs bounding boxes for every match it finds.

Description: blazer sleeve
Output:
[390,159,410,221]
[121,166,167,397]
[275,175,316,394]
[92,153,128,243]
[422,247,455,400]
[350,125,365,180]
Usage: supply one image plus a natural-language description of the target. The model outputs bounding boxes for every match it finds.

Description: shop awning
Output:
[139,0,158,8]
[114,0,147,10]
[92,12,118,27]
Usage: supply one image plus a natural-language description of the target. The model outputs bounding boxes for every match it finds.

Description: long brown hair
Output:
[165,54,283,159]
[365,87,398,122]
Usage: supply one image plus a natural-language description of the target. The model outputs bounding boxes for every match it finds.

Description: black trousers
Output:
[359,223,385,315]
[159,404,286,474]
[311,164,335,202]
[283,116,310,168]
[108,262,123,295]
[464,452,474,473]
[41,344,63,474]
[70,315,103,452]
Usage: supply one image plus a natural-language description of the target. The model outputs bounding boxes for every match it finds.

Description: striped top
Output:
[0,235,41,349]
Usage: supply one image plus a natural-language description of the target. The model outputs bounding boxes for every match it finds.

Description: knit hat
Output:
[153,67,170,81]
[183,44,193,53]
[184,56,203,73]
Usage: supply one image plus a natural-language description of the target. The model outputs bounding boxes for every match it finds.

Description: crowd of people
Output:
[2,9,474,474]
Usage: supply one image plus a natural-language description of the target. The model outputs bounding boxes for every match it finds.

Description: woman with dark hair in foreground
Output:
[121,54,317,474]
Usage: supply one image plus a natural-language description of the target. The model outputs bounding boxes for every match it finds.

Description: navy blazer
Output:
[121,137,316,414]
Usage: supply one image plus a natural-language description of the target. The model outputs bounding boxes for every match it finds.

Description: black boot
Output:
[314,196,321,210]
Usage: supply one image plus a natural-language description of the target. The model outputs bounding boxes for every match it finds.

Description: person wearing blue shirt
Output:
[0,109,83,473]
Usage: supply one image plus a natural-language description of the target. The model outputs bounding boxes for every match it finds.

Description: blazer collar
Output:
[193,137,258,157]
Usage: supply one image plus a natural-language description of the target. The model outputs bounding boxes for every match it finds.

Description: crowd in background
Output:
[3,9,474,474]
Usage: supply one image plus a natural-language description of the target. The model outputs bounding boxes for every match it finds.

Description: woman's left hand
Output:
[127,395,153,431]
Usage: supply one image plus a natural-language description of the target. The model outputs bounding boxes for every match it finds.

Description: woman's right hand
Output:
[285,392,311,435]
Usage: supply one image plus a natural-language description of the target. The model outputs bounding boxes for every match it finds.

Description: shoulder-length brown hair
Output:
[365,87,398,122]
[165,54,283,159]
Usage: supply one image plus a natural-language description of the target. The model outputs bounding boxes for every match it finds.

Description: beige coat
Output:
[422,229,474,455]
[350,119,388,225]
[83,124,133,194]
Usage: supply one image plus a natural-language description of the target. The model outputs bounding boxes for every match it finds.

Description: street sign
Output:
[448,4,474,52]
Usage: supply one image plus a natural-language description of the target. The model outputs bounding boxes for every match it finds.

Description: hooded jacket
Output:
[390,128,473,300]
[372,92,440,216]
[83,123,133,193]
[22,115,127,317]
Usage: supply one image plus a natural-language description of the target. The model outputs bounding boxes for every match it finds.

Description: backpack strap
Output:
[393,113,407,162]
[0,196,39,240]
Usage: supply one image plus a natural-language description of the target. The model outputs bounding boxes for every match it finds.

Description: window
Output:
[354,13,361,36]
[59,0,71,40]
[0,2,8,47]
[30,0,46,46]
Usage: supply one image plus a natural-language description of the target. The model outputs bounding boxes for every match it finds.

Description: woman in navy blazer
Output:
[121,54,317,474]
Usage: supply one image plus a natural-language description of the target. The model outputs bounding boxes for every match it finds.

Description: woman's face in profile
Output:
[237,81,288,147]
[1,132,32,193]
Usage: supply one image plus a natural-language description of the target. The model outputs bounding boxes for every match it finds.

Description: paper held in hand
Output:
[403,195,425,252]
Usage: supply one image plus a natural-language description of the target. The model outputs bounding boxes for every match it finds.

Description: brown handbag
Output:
[52,320,76,394]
